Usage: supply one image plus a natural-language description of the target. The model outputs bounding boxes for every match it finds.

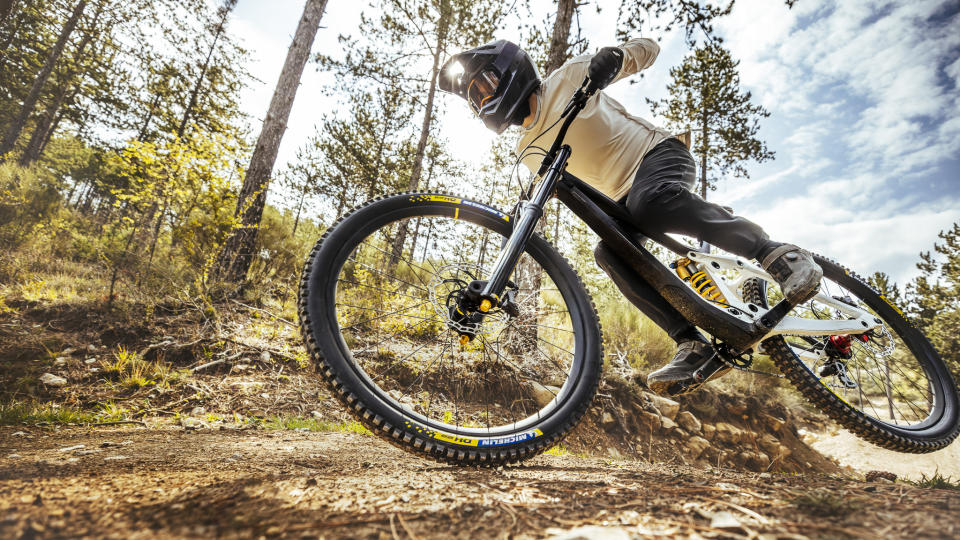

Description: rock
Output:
[702,423,716,440]
[757,433,780,456]
[715,422,741,443]
[310,410,322,418]
[601,412,616,426]
[103,455,128,461]
[684,436,710,459]
[660,416,678,430]
[87,344,97,352]
[7,454,22,459]
[676,411,702,433]
[529,381,560,408]
[548,526,631,540]
[84,358,97,364]
[724,399,748,415]
[260,351,271,363]
[647,394,680,420]
[191,407,207,416]
[639,411,661,430]
[39,373,67,387]
[752,452,771,471]
[12,431,27,437]
[709,511,744,530]
[53,357,68,366]
[762,413,786,433]
[59,445,85,452]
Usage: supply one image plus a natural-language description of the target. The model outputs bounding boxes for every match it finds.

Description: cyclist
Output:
[439,39,823,396]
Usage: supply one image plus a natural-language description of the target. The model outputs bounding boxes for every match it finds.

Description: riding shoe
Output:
[761,244,823,305]
[646,340,731,397]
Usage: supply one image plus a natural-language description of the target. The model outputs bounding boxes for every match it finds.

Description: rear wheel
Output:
[744,255,960,453]
[298,192,603,465]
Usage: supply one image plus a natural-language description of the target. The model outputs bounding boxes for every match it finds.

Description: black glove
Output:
[587,47,624,91]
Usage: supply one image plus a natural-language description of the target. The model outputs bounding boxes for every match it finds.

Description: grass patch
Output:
[258,415,373,435]
[909,471,960,491]
[790,488,865,516]
[101,346,189,390]
[1,399,131,426]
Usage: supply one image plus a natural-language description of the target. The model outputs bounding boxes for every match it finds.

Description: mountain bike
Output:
[298,79,960,465]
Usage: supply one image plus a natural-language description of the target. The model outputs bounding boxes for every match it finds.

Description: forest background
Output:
[1,0,958,411]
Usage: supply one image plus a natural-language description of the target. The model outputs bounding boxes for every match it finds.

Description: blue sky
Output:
[230,0,959,285]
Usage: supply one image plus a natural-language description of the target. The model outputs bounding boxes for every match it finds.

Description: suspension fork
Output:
[476,145,572,311]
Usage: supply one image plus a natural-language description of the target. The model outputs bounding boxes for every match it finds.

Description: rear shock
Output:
[671,257,727,304]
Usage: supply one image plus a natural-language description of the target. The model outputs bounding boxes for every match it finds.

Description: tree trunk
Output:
[215,0,327,285]
[700,105,708,199]
[177,0,236,139]
[0,0,86,159]
[0,0,17,25]
[20,11,99,165]
[544,0,576,76]
[514,0,576,343]
[291,180,308,236]
[388,0,450,267]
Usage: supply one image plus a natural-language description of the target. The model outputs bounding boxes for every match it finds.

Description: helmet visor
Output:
[467,70,500,115]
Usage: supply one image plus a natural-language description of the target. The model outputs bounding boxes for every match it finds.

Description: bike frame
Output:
[477,82,882,355]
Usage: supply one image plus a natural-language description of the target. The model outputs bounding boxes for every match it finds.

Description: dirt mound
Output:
[557,375,839,474]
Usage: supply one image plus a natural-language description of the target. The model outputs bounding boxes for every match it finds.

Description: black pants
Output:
[602,138,775,344]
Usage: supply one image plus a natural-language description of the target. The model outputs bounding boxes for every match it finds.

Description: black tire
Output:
[744,254,960,453]
[298,192,603,465]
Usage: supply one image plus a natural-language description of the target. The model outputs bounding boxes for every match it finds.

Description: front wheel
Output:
[744,255,960,453]
[298,192,603,465]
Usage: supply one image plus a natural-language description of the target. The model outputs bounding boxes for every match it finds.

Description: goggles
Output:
[467,70,500,115]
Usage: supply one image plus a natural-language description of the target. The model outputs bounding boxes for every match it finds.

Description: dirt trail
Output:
[1,427,958,539]
[807,429,960,481]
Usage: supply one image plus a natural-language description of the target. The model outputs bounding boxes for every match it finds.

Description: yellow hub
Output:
[479,299,492,312]
[458,334,470,346]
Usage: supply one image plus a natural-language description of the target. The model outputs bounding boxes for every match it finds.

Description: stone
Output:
[84,358,97,364]
[647,394,680,420]
[59,445,85,452]
[601,412,616,426]
[191,407,206,416]
[547,526,631,540]
[762,413,786,433]
[39,373,67,387]
[757,433,780,456]
[53,357,68,366]
[7,454,22,459]
[639,411,661,430]
[684,436,710,459]
[60,348,77,356]
[529,381,560,408]
[660,416,678,430]
[709,511,744,531]
[260,351,271,363]
[715,422,741,443]
[724,399,748,415]
[702,423,716,440]
[310,410,322,418]
[676,411,702,433]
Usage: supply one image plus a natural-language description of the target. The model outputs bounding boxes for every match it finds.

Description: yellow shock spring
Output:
[690,271,727,303]
[674,257,728,304]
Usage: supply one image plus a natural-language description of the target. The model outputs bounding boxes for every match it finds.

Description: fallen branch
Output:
[88,420,148,427]
[231,299,296,327]
[192,359,227,373]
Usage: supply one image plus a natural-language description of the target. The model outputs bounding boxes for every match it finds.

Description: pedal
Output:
[652,356,732,397]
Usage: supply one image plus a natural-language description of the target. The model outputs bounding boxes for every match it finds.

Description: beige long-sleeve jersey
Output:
[516,38,671,201]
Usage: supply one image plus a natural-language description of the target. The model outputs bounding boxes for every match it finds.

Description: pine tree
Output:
[647,42,774,199]
[907,222,960,373]
[216,0,327,285]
